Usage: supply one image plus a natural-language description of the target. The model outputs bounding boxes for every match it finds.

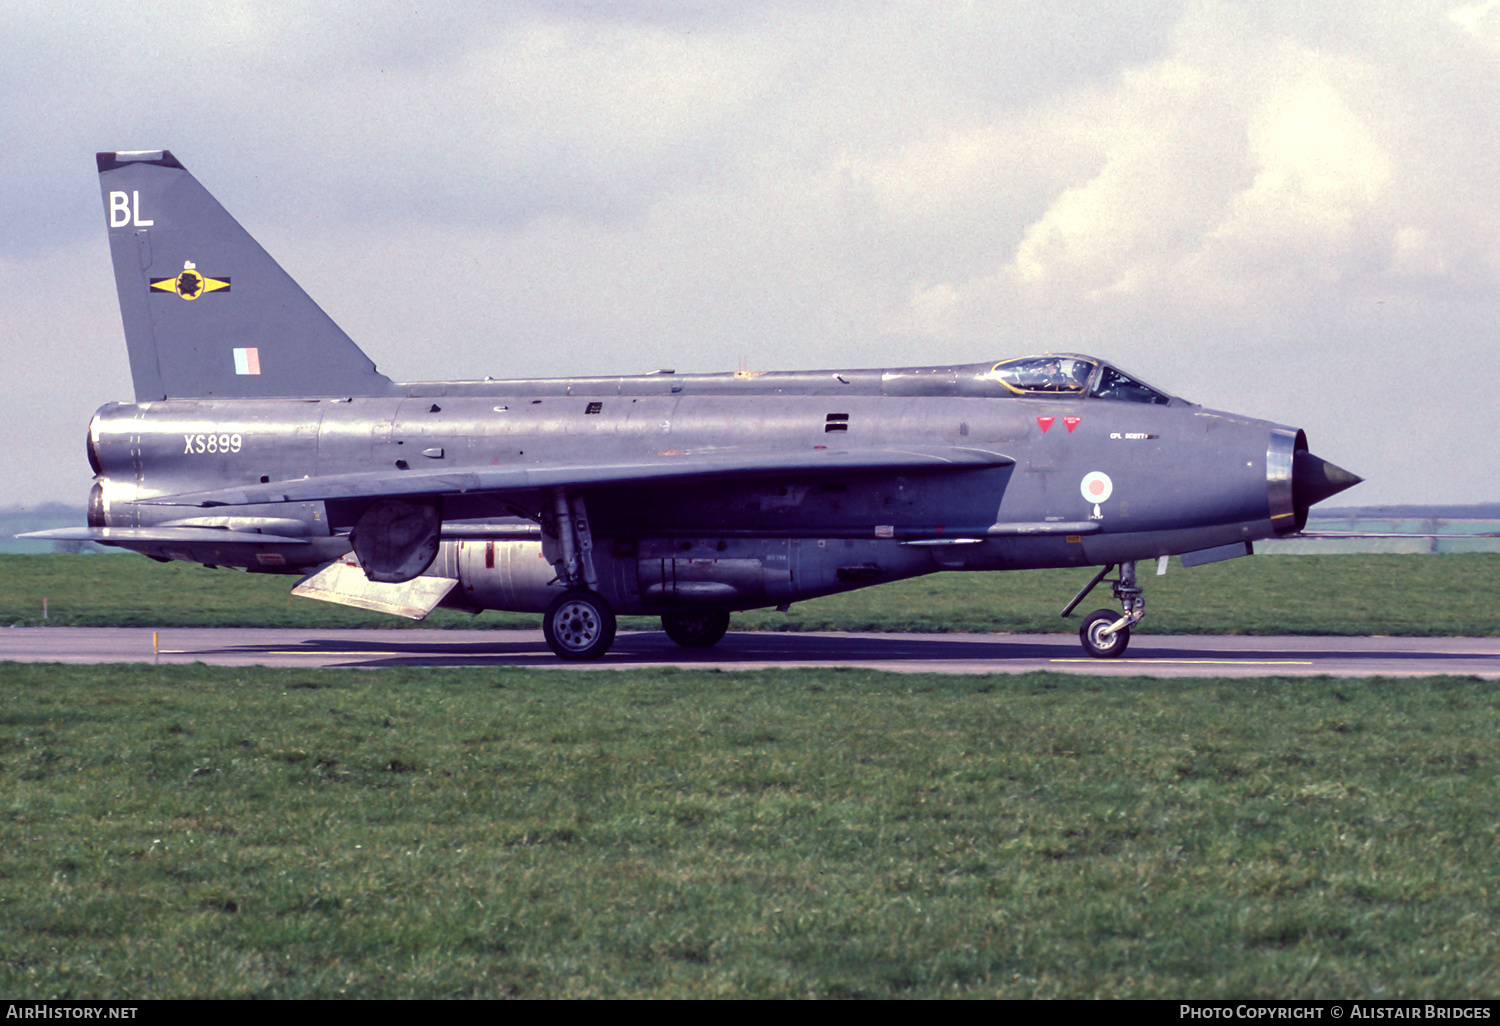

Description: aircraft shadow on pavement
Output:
[203,631,1479,670]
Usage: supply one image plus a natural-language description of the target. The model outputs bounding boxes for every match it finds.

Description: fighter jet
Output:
[24,150,1361,660]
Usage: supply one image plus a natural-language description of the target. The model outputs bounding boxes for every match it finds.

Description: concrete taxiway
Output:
[3,627,1497,677]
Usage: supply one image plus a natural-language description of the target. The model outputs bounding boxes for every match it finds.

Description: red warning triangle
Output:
[1037,417,1055,433]
[1063,416,1081,433]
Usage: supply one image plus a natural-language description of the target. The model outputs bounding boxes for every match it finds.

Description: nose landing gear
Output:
[1062,561,1145,659]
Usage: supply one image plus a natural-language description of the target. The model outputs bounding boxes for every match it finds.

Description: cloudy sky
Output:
[4,0,1499,509]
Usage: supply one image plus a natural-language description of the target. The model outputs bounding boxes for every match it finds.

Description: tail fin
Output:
[98,151,397,401]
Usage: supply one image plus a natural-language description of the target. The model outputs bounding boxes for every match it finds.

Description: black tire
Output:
[1079,608,1129,659]
[543,589,617,661]
[661,609,732,649]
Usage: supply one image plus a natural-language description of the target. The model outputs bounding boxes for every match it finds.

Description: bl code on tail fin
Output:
[98,151,396,401]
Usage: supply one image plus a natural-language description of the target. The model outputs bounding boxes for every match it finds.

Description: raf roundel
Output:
[1080,471,1113,504]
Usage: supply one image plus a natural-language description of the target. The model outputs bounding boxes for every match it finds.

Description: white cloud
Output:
[1204,45,1391,277]
[1447,0,1500,47]
[1000,23,1399,310]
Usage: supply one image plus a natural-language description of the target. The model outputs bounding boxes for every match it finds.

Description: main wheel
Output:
[543,589,617,661]
[661,609,732,649]
[1079,608,1130,659]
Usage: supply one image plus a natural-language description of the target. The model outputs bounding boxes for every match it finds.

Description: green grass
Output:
[2,553,1497,634]
[2,664,1497,998]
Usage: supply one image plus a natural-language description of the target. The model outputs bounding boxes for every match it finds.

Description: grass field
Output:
[2,552,1497,635]
[2,663,1497,998]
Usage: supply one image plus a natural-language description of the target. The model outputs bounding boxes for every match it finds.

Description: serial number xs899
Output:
[184,433,243,454]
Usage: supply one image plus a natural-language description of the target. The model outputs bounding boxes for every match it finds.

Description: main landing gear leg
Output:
[1062,560,1145,659]
[541,489,617,661]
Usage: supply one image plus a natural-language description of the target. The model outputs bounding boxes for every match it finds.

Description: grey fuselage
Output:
[86,359,1303,616]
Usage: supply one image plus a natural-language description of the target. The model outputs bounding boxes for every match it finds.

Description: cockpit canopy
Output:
[985,355,1173,405]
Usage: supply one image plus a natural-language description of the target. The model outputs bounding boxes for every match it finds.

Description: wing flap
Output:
[17,526,315,545]
[16,525,338,571]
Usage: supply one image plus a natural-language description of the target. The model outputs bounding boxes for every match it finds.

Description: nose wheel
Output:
[1062,561,1145,659]
[1079,608,1131,658]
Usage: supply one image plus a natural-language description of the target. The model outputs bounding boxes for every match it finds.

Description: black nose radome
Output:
[1294,451,1362,512]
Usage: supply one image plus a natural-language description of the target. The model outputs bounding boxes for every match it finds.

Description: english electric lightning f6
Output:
[27,151,1360,660]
